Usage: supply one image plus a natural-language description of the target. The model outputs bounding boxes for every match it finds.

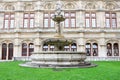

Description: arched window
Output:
[43,44,48,51]
[92,43,98,56]
[8,43,13,60]
[113,43,119,56]
[86,43,91,56]
[2,43,7,60]
[22,43,27,56]
[107,43,112,56]
[71,43,77,51]
[29,43,34,56]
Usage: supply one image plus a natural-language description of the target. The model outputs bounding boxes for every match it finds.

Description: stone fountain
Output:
[20,1,96,68]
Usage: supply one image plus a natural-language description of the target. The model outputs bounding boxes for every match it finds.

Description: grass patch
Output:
[0,61,120,80]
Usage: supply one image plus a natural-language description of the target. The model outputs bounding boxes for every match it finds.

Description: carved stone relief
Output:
[64,3,75,9]
[85,3,96,9]
[44,2,54,9]
[24,3,34,11]
[105,3,115,10]
[5,4,15,10]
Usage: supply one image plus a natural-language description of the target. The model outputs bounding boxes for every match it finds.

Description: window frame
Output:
[43,12,55,28]
[64,11,76,28]
[23,12,35,28]
[3,13,15,29]
[85,12,97,28]
[105,12,117,28]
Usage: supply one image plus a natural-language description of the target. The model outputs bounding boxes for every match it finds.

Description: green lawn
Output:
[0,61,120,80]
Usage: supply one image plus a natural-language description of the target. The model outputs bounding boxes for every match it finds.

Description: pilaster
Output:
[34,33,42,52]
[99,32,106,57]
[77,33,85,52]
[14,33,21,57]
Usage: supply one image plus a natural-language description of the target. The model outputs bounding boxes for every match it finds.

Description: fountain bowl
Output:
[20,51,97,68]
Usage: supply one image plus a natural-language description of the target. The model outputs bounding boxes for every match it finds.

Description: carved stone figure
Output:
[55,1,62,15]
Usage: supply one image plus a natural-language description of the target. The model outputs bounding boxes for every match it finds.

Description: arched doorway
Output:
[29,43,34,56]
[107,43,112,56]
[22,43,27,56]
[2,43,7,60]
[71,43,77,51]
[113,43,119,56]
[8,43,13,60]
[86,43,91,56]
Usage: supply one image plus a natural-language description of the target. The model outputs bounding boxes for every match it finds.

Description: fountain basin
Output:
[20,51,97,68]
[31,51,86,65]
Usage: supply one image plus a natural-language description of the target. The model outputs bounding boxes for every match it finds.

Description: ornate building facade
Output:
[0,0,120,61]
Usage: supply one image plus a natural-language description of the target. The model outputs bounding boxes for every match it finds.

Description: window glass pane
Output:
[30,14,34,17]
[112,19,116,28]
[106,19,110,27]
[50,19,54,27]
[64,46,69,48]
[29,44,34,48]
[71,45,77,48]
[93,44,97,48]
[85,13,90,17]
[11,14,14,18]
[5,15,9,18]
[24,19,28,28]
[45,14,49,17]
[71,13,75,17]
[65,19,69,27]
[4,20,9,28]
[112,13,116,17]
[50,45,54,48]
[86,44,90,48]
[23,44,27,48]
[51,13,54,17]
[44,19,48,27]
[92,19,96,27]
[24,14,29,18]
[106,13,110,17]
[30,19,34,28]
[71,19,75,27]
[10,20,14,28]
[86,19,90,27]
[65,13,69,17]
[43,46,48,48]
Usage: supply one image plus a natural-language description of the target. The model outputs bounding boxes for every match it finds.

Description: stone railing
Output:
[86,57,120,61]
